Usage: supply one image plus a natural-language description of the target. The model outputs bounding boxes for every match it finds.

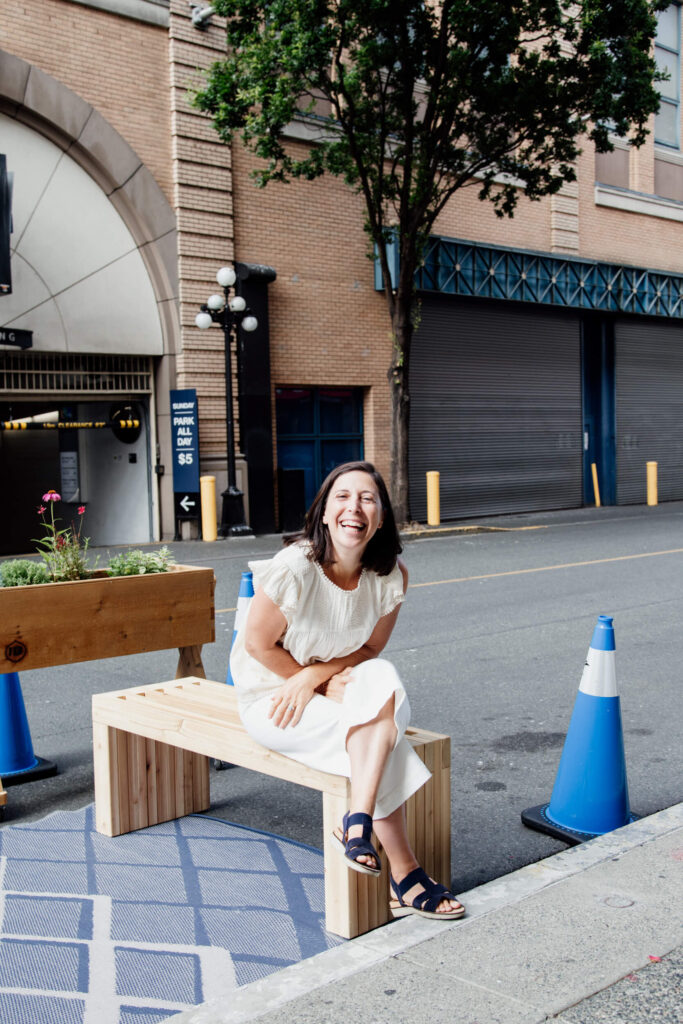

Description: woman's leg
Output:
[343,694,398,869]
[373,805,463,915]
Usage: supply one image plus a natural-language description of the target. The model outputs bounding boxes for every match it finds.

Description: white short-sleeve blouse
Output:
[229,541,405,705]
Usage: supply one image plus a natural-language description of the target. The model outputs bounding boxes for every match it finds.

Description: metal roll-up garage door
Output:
[409,296,583,520]
[616,319,683,504]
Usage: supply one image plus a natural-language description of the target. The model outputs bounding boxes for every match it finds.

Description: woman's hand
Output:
[268,665,319,728]
[324,667,353,703]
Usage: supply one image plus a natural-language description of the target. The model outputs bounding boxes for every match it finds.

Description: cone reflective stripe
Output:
[0,672,57,784]
[522,615,636,845]
[226,571,254,685]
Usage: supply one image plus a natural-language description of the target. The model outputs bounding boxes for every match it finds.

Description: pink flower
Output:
[42,490,61,502]
[78,506,86,515]
[56,536,66,548]
[37,505,46,514]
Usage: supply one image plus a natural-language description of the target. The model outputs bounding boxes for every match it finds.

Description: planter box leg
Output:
[176,646,205,679]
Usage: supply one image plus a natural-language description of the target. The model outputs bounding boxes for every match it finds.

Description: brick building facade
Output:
[2,0,683,551]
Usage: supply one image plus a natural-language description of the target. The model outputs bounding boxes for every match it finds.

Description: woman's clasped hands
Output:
[269,665,353,727]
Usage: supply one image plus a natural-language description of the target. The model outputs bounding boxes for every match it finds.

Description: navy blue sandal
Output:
[390,867,465,919]
[332,811,381,876]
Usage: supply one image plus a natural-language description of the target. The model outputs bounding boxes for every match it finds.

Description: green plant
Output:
[33,490,92,582]
[0,559,51,587]
[105,546,175,577]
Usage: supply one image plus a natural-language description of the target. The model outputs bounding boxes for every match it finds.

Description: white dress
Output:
[229,541,431,819]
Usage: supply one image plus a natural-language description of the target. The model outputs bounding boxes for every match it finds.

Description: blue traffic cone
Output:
[226,571,254,685]
[522,615,637,845]
[0,672,57,785]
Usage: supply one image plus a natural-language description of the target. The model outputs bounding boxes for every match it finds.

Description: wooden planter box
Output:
[0,564,216,675]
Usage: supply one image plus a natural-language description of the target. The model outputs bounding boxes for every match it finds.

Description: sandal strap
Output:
[341,811,379,868]
[345,836,379,864]
[343,811,373,839]
[416,886,452,913]
[391,866,430,902]
[391,867,457,911]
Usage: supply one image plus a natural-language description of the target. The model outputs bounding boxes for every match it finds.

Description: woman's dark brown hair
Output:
[284,461,402,576]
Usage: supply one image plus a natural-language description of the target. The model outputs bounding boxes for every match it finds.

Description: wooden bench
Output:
[92,676,451,939]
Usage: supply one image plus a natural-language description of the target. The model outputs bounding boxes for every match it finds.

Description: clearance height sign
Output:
[170,389,200,519]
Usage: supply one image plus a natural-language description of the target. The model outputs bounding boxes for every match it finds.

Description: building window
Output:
[655,4,681,149]
[276,387,364,526]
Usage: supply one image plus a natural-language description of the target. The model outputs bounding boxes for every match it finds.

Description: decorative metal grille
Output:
[415,238,683,319]
[0,351,152,394]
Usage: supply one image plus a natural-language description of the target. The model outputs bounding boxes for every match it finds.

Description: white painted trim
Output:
[655,145,683,167]
[595,183,683,223]
[283,117,526,190]
[63,0,169,27]
[607,134,631,152]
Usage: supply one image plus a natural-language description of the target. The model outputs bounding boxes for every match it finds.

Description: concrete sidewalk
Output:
[169,803,683,1024]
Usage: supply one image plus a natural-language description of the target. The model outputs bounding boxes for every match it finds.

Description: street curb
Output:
[401,523,548,539]
[166,801,683,1024]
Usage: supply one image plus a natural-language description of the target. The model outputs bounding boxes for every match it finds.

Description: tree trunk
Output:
[388,299,413,525]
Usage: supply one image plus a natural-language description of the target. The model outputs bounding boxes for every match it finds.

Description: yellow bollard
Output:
[426,471,440,526]
[200,475,218,541]
[591,462,601,508]
[646,461,658,506]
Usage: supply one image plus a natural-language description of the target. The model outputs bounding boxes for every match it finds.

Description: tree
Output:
[196,0,665,523]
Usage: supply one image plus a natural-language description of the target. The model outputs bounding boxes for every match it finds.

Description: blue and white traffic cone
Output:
[0,672,57,785]
[216,570,254,771]
[522,615,637,845]
[226,570,254,685]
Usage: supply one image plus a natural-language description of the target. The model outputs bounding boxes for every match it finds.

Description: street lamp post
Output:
[195,265,258,537]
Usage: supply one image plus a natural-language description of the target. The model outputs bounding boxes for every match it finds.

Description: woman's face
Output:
[322,470,383,557]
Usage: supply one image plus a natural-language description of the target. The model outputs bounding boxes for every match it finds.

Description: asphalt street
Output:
[3,501,682,896]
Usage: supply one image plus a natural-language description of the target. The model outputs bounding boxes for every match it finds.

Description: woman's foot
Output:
[332,811,381,875]
[390,866,465,919]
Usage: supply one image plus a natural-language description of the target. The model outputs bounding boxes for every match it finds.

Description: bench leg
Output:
[321,736,451,939]
[406,735,451,891]
[93,722,210,837]
[322,791,391,939]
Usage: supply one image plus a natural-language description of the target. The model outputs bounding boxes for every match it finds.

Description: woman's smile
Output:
[323,470,383,553]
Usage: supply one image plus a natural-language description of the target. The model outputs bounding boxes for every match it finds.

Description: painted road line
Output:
[217,547,683,607]
[409,547,683,589]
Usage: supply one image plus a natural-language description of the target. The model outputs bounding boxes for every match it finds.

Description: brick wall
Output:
[2,0,173,200]
[232,139,395,484]
[168,0,238,468]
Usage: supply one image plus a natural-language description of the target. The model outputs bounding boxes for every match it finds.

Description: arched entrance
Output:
[0,53,179,552]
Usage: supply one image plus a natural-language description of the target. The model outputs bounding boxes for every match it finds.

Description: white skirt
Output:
[237,658,431,820]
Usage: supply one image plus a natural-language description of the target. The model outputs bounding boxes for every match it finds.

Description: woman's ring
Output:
[288,705,296,712]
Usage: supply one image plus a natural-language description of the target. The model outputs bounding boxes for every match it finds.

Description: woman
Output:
[229,461,464,919]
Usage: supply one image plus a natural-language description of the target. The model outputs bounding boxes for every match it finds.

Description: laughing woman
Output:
[229,461,464,919]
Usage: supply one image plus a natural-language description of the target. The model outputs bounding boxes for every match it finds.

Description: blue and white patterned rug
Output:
[0,805,343,1023]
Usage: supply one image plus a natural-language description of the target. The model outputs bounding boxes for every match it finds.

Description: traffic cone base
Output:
[521,802,638,847]
[522,615,636,845]
[0,672,58,785]
[2,755,58,787]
